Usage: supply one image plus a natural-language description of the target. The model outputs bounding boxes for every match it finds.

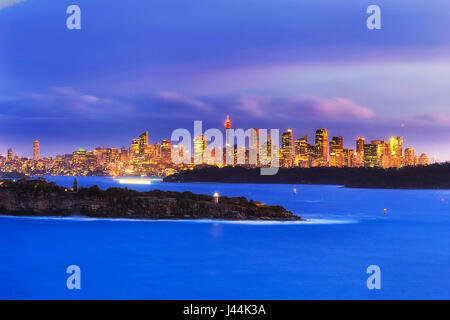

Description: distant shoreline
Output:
[163,163,450,190]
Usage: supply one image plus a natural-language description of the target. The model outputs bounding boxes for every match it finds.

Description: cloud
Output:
[158,92,211,111]
[0,0,25,10]
[232,94,375,121]
[0,87,136,120]
[413,113,450,126]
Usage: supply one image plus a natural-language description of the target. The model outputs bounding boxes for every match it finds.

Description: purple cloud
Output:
[233,94,375,121]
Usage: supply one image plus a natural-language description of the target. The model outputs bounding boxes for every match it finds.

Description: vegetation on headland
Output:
[164,163,450,189]
[0,178,301,221]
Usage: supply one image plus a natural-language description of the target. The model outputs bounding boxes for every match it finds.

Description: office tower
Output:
[418,153,429,165]
[315,129,328,166]
[356,137,365,154]
[371,140,389,168]
[329,136,344,167]
[172,143,187,163]
[389,136,403,168]
[294,136,308,167]
[33,140,39,161]
[294,136,308,157]
[193,134,207,164]
[404,148,415,166]
[364,144,377,167]
[150,142,161,164]
[161,139,172,164]
[129,139,139,161]
[120,147,128,163]
[259,130,272,165]
[343,149,353,167]
[281,129,293,167]
[7,148,13,160]
[330,136,343,152]
[139,131,149,156]
[249,128,259,165]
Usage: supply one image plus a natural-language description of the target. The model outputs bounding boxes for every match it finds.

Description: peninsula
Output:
[0,179,301,221]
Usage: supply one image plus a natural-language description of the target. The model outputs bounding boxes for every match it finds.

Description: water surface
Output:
[1,176,449,299]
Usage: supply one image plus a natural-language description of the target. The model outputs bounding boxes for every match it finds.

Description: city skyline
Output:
[0,114,434,177]
[0,121,440,162]
[1,1,449,160]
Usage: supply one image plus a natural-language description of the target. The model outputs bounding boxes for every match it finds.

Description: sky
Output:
[0,0,449,160]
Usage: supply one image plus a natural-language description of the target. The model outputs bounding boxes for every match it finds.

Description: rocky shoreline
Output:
[0,179,302,221]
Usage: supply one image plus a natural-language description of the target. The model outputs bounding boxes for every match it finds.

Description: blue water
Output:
[1,176,449,299]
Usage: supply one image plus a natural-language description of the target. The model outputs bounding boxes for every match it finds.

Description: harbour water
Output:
[1,176,449,299]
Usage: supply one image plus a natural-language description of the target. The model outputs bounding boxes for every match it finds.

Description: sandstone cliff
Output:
[0,179,302,221]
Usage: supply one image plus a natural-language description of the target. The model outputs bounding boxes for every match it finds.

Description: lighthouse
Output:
[213,192,219,205]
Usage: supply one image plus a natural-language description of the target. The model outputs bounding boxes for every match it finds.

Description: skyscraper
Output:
[7,148,13,160]
[281,129,293,167]
[356,137,365,154]
[33,140,40,161]
[371,140,389,168]
[129,138,139,161]
[193,134,207,164]
[404,148,415,166]
[249,128,259,165]
[329,136,344,167]
[364,143,377,167]
[139,131,149,156]
[161,139,172,164]
[315,129,328,166]
[389,136,403,168]
[259,130,272,165]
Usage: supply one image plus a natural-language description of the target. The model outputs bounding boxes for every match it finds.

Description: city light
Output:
[0,117,433,177]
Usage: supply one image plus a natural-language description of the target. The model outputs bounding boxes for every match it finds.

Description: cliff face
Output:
[0,179,301,221]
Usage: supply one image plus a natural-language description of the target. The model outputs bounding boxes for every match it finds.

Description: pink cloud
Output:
[158,92,211,111]
[234,94,375,121]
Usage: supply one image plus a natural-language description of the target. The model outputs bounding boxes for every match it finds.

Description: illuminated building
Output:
[294,136,309,167]
[172,143,188,164]
[354,137,366,167]
[224,115,233,164]
[418,153,429,166]
[281,129,293,167]
[161,139,172,164]
[363,144,377,167]
[139,131,149,156]
[193,134,207,164]
[259,130,272,165]
[404,148,415,166]
[329,136,344,167]
[0,126,433,177]
[315,129,328,166]
[249,128,259,165]
[120,148,128,163]
[371,140,389,168]
[33,140,39,161]
[129,139,139,161]
[388,137,403,168]
[343,149,353,167]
